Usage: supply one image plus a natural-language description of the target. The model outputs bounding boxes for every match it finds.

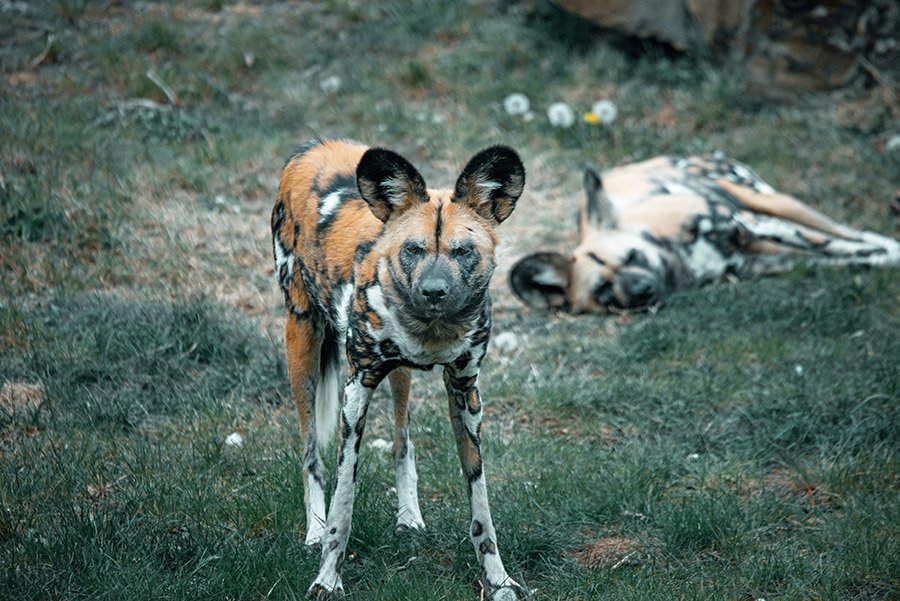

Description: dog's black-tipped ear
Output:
[509,252,572,311]
[582,167,617,233]
[453,145,525,224]
[357,148,429,222]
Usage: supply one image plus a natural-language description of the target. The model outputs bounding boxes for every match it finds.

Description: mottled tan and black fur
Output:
[272,139,527,599]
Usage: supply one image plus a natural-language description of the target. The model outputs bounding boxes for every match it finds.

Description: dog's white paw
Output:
[307,577,344,600]
[395,515,425,534]
[483,579,531,600]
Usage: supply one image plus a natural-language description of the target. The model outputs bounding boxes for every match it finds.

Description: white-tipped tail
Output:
[315,361,341,454]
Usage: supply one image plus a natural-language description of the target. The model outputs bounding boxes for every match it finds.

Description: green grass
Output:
[1,270,897,600]
[1,0,898,599]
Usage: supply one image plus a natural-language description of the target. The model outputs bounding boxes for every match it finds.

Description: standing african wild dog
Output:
[510,153,900,313]
[271,139,528,599]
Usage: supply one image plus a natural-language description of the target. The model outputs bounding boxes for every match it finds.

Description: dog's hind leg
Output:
[718,178,860,239]
[284,301,329,548]
[734,211,900,271]
[389,368,425,532]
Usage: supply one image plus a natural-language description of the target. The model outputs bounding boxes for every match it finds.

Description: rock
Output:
[552,0,899,96]
[224,432,244,447]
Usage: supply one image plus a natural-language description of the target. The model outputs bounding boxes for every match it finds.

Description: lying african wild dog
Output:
[511,153,900,313]
[271,139,528,599]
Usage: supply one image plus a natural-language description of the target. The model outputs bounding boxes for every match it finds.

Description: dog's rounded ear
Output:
[582,167,617,232]
[509,252,572,311]
[357,148,429,222]
[453,146,525,224]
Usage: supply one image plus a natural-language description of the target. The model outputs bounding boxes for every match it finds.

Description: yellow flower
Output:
[583,111,600,125]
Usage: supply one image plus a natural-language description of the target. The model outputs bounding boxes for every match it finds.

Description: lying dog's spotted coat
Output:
[511,153,899,313]
[272,139,527,599]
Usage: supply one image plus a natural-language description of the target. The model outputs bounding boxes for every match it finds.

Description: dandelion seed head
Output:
[547,102,575,128]
[592,99,618,124]
[320,75,342,94]
[503,93,530,116]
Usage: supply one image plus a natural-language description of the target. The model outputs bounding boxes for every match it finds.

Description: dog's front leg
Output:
[388,368,425,532]
[308,375,373,599]
[444,370,528,601]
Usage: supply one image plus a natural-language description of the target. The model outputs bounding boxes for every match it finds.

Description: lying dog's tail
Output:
[315,322,342,453]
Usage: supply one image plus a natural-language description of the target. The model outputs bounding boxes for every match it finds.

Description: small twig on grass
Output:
[117,98,170,112]
[29,33,56,68]
[394,556,417,572]
[265,575,282,598]
[610,550,638,570]
[146,69,179,106]
[858,56,895,90]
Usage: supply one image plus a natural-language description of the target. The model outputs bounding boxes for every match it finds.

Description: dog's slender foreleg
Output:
[444,370,528,600]
[388,368,425,532]
[308,376,373,597]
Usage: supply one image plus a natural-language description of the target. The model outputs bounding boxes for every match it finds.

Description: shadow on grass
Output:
[2,294,287,431]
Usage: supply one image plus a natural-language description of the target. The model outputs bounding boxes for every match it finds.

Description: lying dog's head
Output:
[510,168,676,313]
[357,146,525,327]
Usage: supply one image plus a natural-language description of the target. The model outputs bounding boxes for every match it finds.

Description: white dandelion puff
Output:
[224,432,244,448]
[492,331,519,354]
[319,75,342,94]
[591,99,618,124]
[503,93,530,116]
[547,102,575,128]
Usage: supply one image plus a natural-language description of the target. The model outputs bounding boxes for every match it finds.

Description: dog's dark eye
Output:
[592,281,614,304]
[625,249,648,267]
[451,243,475,258]
[402,241,425,256]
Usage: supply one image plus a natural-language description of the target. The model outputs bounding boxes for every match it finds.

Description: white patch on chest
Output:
[365,282,472,366]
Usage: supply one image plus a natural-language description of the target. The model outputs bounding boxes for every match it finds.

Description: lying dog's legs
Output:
[285,307,328,547]
[735,211,900,270]
[308,375,373,598]
[444,370,528,600]
[389,368,425,532]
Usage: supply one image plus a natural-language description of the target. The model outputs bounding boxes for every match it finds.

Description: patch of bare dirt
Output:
[739,468,837,515]
[571,535,641,570]
[0,381,45,412]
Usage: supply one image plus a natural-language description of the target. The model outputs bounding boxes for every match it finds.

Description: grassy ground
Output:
[1,1,898,599]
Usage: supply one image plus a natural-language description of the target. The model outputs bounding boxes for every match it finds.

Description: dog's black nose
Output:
[628,278,653,298]
[420,278,449,303]
[621,273,657,306]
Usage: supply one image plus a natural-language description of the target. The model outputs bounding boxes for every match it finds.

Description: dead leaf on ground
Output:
[8,71,38,86]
